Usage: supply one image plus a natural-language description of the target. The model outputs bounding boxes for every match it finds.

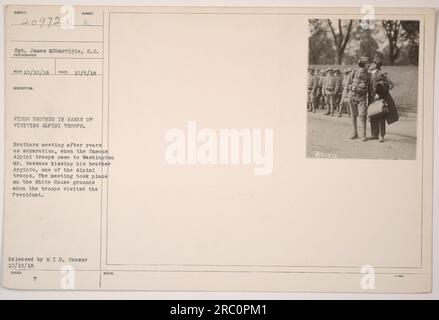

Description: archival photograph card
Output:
[2,5,435,292]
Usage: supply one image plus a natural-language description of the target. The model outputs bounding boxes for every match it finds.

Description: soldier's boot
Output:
[361,119,368,142]
[350,117,358,139]
[379,136,385,143]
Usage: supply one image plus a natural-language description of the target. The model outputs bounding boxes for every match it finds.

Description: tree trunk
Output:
[336,52,343,65]
[388,42,395,65]
[327,19,353,65]
[383,20,401,66]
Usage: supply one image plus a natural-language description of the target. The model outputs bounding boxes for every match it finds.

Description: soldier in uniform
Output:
[312,69,322,112]
[321,69,328,110]
[346,57,371,141]
[334,69,343,115]
[338,68,352,117]
[307,67,316,112]
[368,58,399,142]
[324,67,336,116]
[318,70,327,110]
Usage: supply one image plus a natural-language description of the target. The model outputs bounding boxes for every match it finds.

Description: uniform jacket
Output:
[324,75,336,94]
[347,67,370,101]
[312,74,321,96]
[369,70,399,125]
[334,75,343,95]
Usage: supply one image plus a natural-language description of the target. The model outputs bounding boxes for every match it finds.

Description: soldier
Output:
[334,69,343,115]
[318,70,327,110]
[307,67,316,112]
[324,67,336,116]
[346,57,371,141]
[312,69,322,113]
[368,58,399,142]
[338,68,352,117]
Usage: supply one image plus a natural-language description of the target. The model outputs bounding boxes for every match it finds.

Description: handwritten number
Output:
[39,17,46,28]
[20,16,62,28]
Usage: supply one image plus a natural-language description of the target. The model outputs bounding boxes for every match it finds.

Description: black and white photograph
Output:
[307,19,420,159]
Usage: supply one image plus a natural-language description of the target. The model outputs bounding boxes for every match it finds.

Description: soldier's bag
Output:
[367,99,389,118]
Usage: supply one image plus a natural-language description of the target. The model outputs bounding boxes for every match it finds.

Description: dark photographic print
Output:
[307,19,420,159]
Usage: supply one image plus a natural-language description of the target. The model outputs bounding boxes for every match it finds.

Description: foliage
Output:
[309,19,419,66]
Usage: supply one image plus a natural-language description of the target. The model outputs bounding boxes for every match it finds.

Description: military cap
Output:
[326,67,333,72]
[344,68,352,73]
[358,56,371,67]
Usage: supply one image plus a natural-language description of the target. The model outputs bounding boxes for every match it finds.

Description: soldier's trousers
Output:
[370,115,386,137]
[349,95,367,121]
[313,92,321,108]
[323,94,329,108]
[335,94,342,109]
[326,94,335,113]
[307,89,314,101]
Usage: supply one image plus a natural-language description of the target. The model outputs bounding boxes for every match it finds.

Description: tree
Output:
[327,19,354,65]
[356,26,379,61]
[400,21,420,65]
[308,19,336,64]
[382,20,401,65]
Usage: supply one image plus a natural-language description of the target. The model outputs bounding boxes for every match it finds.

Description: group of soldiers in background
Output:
[307,67,352,117]
[307,56,397,142]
